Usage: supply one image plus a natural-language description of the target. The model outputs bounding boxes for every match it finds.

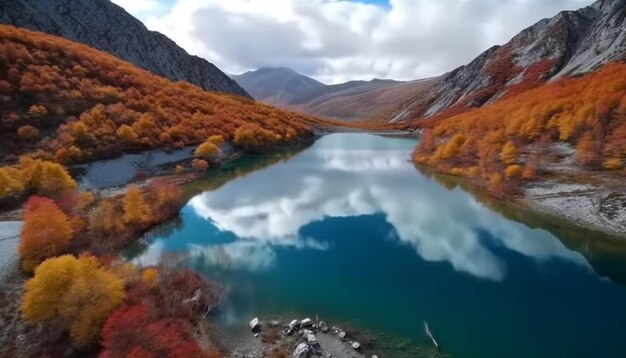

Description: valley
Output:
[232,67,437,121]
[1,0,626,357]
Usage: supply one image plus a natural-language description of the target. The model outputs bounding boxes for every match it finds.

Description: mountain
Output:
[232,67,325,104]
[388,0,626,122]
[233,67,438,120]
[0,0,251,98]
[290,78,437,121]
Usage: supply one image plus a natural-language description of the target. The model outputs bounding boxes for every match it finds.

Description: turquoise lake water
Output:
[132,133,626,358]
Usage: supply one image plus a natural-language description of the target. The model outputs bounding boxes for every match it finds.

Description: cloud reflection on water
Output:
[182,134,589,281]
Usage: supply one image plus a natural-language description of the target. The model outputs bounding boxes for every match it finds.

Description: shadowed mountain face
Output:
[0,0,251,98]
[233,67,437,121]
[385,0,626,122]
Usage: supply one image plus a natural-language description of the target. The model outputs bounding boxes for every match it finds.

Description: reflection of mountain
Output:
[186,134,589,281]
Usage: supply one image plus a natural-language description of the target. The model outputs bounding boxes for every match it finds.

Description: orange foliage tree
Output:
[17,125,39,140]
[123,185,150,224]
[148,180,183,220]
[19,196,73,271]
[191,158,208,172]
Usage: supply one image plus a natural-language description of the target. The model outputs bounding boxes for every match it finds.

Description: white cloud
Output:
[124,0,593,83]
[111,0,160,16]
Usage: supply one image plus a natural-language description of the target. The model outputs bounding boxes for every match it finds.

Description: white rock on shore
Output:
[301,318,312,326]
[293,343,309,358]
[249,317,260,331]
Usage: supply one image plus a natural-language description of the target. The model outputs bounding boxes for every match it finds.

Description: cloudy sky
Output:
[112,0,593,84]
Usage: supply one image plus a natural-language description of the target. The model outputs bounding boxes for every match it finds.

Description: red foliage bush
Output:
[100,302,205,358]
[101,268,223,358]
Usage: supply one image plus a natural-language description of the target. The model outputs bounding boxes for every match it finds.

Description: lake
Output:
[130,133,626,358]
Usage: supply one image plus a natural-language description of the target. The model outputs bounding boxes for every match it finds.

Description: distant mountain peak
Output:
[233,67,325,104]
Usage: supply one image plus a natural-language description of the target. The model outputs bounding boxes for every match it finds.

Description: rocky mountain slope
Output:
[234,67,437,120]
[388,0,626,122]
[0,0,251,98]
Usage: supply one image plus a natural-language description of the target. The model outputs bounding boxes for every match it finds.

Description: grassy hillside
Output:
[0,25,335,164]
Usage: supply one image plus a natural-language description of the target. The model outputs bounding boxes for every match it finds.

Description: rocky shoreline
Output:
[215,316,386,358]
[522,180,626,238]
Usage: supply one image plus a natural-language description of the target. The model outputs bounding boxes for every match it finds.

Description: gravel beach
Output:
[523,181,626,236]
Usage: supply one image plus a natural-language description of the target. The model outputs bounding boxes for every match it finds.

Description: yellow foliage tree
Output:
[28,104,47,117]
[488,172,504,195]
[207,134,225,146]
[89,200,123,241]
[123,186,150,224]
[194,140,221,160]
[78,191,95,210]
[505,164,522,179]
[141,267,159,288]
[16,156,76,195]
[38,161,77,195]
[21,255,125,345]
[0,167,25,199]
[500,141,518,165]
[71,121,92,142]
[603,158,622,170]
[233,123,279,152]
[116,124,138,143]
[434,134,465,160]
